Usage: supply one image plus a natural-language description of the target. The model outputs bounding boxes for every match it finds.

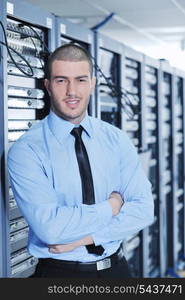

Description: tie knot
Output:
[71,126,83,139]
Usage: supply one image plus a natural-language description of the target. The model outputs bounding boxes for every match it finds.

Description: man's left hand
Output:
[48,235,94,253]
[48,243,77,253]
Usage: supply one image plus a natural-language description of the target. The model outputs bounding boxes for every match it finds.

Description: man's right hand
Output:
[108,192,124,216]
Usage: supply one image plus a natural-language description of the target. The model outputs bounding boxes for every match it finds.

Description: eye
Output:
[78,78,88,82]
[56,78,66,84]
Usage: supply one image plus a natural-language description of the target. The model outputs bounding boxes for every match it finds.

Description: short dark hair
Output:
[45,43,93,79]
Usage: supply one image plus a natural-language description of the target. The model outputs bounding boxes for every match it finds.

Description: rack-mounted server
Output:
[0,0,55,277]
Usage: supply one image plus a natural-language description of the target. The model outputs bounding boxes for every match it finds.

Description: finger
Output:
[48,245,63,250]
[48,247,61,253]
[48,244,62,247]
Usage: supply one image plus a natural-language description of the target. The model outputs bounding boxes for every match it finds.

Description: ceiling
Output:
[24,0,185,69]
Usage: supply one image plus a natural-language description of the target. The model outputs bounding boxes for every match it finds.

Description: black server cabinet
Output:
[55,17,95,117]
[122,46,144,277]
[0,0,55,277]
[142,55,160,277]
[170,69,185,276]
[93,32,123,127]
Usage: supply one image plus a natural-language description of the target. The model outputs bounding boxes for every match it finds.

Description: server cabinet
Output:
[93,32,123,127]
[121,46,145,277]
[142,55,160,277]
[122,46,144,151]
[0,0,9,278]
[0,0,55,277]
[158,60,173,277]
[55,16,95,117]
[169,68,185,276]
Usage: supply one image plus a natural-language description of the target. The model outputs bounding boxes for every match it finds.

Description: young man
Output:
[8,43,154,278]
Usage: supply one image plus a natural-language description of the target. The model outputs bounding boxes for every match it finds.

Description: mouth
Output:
[65,99,80,109]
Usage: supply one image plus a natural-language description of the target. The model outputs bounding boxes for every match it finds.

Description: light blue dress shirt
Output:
[8,110,154,262]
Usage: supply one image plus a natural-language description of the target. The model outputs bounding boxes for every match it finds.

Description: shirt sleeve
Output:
[7,141,112,245]
[92,132,154,245]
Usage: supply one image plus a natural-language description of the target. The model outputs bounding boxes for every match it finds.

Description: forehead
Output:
[51,60,91,77]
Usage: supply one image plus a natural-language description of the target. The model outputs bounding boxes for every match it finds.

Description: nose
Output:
[66,80,76,96]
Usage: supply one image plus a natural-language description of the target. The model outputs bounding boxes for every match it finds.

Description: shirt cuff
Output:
[94,200,112,226]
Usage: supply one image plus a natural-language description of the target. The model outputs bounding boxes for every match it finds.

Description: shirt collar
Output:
[47,110,93,143]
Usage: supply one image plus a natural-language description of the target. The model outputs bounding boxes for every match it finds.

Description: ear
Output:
[44,78,51,96]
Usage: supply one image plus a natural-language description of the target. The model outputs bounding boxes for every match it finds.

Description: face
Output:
[44,60,96,124]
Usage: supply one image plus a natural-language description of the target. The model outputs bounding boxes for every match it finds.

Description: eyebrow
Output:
[52,75,89,80]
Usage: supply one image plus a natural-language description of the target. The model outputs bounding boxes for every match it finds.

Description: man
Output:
[8,43,154,278]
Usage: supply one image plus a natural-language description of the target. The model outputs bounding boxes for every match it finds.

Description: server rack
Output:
[93,32,123,127]
[122,46,144,151]
[55,16,95,117]
[142,55,160,277]
[0,0,55,277]
[169,68,185,276]
[158,60,174,277]
[0,0,9,278]
[122,45,145,277]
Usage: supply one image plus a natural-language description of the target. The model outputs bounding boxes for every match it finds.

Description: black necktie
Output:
[71,126,104,256]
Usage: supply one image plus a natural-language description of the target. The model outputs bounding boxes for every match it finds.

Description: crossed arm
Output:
[8,134,154,254]
[48,191,124,253]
